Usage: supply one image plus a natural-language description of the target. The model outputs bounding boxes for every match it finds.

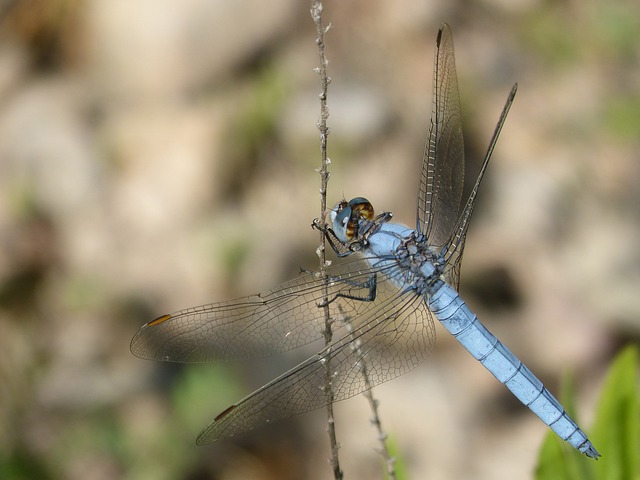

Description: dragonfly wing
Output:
[416,23,464,248]
[196,281,435,442]
[442,83,518,289]
[130,258,405,362]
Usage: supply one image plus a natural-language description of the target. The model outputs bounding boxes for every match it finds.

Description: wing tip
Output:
[130,313,173,358]
[437,23,452,45]
[436,23,447,46]
[195,404,239,445]
[147,313,173,327]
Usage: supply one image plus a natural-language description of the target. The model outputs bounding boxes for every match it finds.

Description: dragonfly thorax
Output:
[395,232,446,292]
[330,197,445,292]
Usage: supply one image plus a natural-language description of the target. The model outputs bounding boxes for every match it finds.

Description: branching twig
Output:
[339,304,397,480]
[311,2,342,479]
[362,381,397,479]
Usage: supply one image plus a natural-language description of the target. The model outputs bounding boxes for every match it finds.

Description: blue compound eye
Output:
[331,202,352,242]
[330,198,376,243]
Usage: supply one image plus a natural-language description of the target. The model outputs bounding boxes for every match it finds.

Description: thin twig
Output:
[362,386,397,479]
[310,2,342,479]
[339,304,397,480]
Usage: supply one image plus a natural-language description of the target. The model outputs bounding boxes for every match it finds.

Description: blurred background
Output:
[0,0,638,479]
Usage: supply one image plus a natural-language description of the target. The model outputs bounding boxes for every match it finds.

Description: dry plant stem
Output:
[340,305,397,480]
[362,390,397,479]
[310,2,343,479]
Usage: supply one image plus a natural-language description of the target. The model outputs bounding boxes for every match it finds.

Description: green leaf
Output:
[592,345,639,480]
[535,345,640,480]
[385,435,408,480]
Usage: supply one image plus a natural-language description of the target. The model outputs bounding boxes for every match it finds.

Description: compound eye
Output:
[347,197,374,221]
[332,203,353,242]
[329,200,348,223]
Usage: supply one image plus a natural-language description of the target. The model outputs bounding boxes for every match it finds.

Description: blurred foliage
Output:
[130,364,244,480]
[0,364,242,480]
[536,345,640,480]
[385,436,408,480]
[172,364,244,435]
[604,95,640,141]
[2,0,85,70]
[520,0,640,66]
[218,62,290,203]
[218,233,252,282]
[0,0,637,478]
[0,448,53,480]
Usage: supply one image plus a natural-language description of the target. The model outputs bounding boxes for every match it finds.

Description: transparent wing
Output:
[442,84,518,289]
[132,258,376,362]
[131,258,434,364]
[416,23,464,249]
[131,257,436,442]
[196,281,434,443]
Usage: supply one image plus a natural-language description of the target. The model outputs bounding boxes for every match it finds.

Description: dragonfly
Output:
[131,23,599,458]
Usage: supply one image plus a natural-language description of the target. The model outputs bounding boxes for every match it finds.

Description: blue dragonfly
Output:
[131,23,599,458]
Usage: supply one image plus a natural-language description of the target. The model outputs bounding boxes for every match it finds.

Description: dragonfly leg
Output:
[312,218,361,257]
[317,272,378,307]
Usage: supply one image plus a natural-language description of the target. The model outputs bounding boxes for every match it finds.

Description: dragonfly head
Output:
[330,197,375,242]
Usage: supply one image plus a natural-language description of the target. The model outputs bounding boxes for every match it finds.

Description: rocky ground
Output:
[0,1,638,479]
